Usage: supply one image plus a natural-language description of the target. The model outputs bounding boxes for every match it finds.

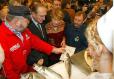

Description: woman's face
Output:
[87,40,103,57]
[52,19,61,27]
[87,43,98,57]
[87,42,101,71]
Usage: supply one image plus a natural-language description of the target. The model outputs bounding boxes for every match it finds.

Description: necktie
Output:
[37,24,45,39]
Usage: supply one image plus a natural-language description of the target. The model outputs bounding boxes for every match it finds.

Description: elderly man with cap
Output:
[0,5,65,79]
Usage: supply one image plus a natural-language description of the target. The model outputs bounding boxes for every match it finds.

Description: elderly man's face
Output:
[33,7,47,23]
[14,16,29,32]
[53,0,61,9]
[74,15,84,28]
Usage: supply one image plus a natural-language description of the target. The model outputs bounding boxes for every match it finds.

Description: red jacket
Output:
[0,22,53,79]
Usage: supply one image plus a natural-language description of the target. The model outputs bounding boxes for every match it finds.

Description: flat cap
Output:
[8,5,30,17]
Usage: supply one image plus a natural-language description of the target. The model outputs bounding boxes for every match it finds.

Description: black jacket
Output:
[65,23,88,52]
[28,19,48,42]
[27,19,49,66]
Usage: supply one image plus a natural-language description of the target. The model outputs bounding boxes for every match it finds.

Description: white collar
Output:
[31,15,40,26]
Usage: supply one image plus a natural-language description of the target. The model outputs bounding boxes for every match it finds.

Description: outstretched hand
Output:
[52,47,65,54]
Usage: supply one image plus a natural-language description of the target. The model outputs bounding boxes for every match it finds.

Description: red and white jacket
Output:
[0,22,53,79]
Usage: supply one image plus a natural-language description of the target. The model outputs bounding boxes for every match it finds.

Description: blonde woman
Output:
[45,9,65,48]
[85,5,114,79]
[86,17,112,71]
[45,9,65,65]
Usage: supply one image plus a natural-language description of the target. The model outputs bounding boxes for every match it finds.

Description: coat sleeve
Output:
[1,41,20,79]
[29,30,53,55]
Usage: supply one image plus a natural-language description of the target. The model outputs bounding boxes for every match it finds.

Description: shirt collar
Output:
[5,21,24,41]
[31,15,39,26]
[5,21,21,35]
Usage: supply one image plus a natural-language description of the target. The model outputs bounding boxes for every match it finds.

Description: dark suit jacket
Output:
[28,19,48,42]
[27,19,49,66]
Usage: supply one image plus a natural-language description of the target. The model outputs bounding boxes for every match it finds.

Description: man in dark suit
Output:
[27,3,49,66]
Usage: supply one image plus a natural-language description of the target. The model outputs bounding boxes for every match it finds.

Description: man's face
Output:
[82,5,88,12]
[0,6,9,18]
[74,15,84,28]
[53,0,61,9]
[14,16,29,32]
[33,7,47,23]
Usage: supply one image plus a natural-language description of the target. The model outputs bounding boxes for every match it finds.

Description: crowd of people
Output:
[0,0,113,79]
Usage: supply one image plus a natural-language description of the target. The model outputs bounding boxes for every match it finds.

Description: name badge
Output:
[74,36,79,42]
[10,43,20,52]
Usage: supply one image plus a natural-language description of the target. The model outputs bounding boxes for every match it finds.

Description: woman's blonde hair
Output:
[85,17,113,72]
[85,17,103,52]
[51,9,64,20]
[85,17,104,71]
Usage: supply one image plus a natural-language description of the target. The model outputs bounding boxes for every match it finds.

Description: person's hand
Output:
[60,40,66,48]
[52,47,65,54]
[37,59,44,66]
